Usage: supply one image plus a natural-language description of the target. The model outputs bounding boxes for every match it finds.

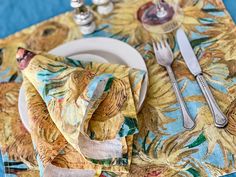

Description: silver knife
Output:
[176,28,228,128]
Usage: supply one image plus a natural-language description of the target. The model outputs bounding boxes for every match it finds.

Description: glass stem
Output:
[154,0,161,10]
[154,0,167,18]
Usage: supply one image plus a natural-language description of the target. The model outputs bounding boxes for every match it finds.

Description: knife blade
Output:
[176,28,228,128]
[176,28,202,76]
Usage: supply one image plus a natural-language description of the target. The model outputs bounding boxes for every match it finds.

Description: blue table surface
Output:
[0,0,235,39]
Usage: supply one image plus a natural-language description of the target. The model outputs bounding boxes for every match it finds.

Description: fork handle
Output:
[166,66,195,130]
[196,74,228,128]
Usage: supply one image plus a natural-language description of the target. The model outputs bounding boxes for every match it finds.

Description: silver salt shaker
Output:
[92,0,114,15]
[71,0,96,35]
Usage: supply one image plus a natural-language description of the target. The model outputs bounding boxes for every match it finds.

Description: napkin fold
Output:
[16,47,145,176]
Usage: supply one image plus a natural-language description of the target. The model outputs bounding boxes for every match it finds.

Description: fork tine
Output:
[164,38,172,51]
[152,41,158,52]
[158,39,162,49]
[164,38,168,47]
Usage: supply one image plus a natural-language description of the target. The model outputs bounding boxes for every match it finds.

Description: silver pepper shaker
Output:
[71,0,83,8]
[71,0,96,35]
[93,0,114,15]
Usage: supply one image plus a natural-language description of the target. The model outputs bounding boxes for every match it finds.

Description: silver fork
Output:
[153,39,195,130]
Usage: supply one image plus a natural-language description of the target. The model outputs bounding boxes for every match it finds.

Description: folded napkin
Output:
[16,47,145,176]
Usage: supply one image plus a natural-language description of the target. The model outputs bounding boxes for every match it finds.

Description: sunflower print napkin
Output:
[16,47,145,176]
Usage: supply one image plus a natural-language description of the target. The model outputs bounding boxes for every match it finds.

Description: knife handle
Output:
[196,74,228,128]
[166,66,195,130]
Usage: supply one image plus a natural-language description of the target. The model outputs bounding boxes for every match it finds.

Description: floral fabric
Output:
[16,47,144,176]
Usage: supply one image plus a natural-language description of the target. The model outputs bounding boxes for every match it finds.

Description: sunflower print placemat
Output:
[1,0,236,176]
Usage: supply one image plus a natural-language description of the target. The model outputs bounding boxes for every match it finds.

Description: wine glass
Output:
[139,0,184,34]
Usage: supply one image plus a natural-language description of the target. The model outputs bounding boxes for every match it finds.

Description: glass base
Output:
[138,1,184,34]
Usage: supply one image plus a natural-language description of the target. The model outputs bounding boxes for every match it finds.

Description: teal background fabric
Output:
[0,0,70,38]
[0,151,3,177]
[223,0,236,22]
[221,173,236,177]
[0,0,93,38]
[0,0,234,39]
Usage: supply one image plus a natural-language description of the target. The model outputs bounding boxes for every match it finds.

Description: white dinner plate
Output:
[19,37,148,132]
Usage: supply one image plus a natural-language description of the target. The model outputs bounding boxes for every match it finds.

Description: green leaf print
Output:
[186,168,201,177]
[104,77,114,92]
[48,63,67,68]
[44,81,66,96]
[202,8,224,13]
[118,117,138,137]
[190,37,211,48]
[186,132,206,148]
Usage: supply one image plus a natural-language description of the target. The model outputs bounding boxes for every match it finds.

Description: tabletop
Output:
[0,0,235,38]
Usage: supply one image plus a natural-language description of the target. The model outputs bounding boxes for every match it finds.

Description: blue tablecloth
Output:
[223,0,236,22]
[0,0,235,38]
